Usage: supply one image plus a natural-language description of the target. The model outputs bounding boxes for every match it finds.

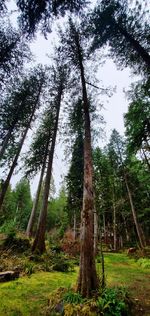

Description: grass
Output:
[0,253,150,315]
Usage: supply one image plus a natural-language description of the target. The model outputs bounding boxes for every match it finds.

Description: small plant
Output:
[97,287,129,316]
[137,258,150,269]
[63,290,84,304]
[23,261,35,275]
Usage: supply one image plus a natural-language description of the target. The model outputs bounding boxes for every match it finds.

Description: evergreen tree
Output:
[32,58,67,253]
[90,0,150,74]
[0,67,45,210]
[25,102,57,237]
[124,79,150,170]
[14,178,32,230]
[66,99,84,237]
[60,19,99,296]
[0,17,30,86]
[16,0,86,36]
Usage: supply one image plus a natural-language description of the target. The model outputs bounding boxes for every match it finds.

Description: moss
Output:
[0,253,150,315]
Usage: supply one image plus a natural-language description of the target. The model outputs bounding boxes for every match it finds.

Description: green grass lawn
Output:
[0,253,150,316]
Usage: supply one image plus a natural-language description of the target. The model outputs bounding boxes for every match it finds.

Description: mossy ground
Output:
[0,253,150,315]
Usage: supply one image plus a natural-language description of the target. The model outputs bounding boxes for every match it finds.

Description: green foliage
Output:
[47,187,68,234]
[52,255,74,273]
[90,0,150,74]
[0,219,16,235]
[2,234,30,253]
[124,79,150,154]
[0,253,150,315]
[97,287,129,316]
[23,261,35,275]
[63,290,84,304]
[16,0,86,36]
[13,178,32,230]
[137,258,150,269]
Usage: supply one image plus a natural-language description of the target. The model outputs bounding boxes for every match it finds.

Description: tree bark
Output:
[94,206,98,256]
[26,158,46,238]
[75,31,98,297]
[32,84,63,254]
[124,174,144,248]
[73,210,77,240]
[113,202,117,251]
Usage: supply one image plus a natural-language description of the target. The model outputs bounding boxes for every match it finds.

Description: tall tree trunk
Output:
[32,85,63,254]
[122,213,130,242]
[124,174,144,248]
[73,210,77,240]
[0,125,30,210]
[113,202,117,251]
[26,157,46,237]
[0,84,43,210]
[94,206,98,256]
[75,33,98,297]
[115,21,150,68]
[103,213,106,243]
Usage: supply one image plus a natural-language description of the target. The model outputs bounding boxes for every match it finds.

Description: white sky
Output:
[1,0,139,197]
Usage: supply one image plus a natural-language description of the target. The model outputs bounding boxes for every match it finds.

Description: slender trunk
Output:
[26,158,46,238]
[94,207,98,256]
[124,174,144,248]
[0,125,30,209]
[122,213,130,242]
[73,210,77,240]
[142,148,150,172]
[75,33,98,297]
[103,213,106,243]
[113,202,117,251]
[0,83,43,210]
[116,22,150,68]
[32,86,63,254]
[100,228,105,289]
[119,235,123,249]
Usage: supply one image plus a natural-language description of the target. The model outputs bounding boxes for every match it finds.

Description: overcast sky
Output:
[1,0,139,196]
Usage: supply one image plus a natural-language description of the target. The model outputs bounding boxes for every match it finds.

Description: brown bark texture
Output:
[74,31,98,297]
[26,157,46,237]
[124,174,145,248]
[32,85,63,254]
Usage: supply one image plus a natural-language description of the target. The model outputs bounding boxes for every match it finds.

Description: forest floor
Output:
[0,252,150,316]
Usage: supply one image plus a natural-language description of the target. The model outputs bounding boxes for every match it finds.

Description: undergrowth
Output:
[45,286,130,316]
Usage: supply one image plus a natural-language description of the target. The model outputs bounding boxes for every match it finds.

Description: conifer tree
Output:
[90,0,150,74]
[0,67,45,210]
[32,60,67,253]
[60,19,99,296]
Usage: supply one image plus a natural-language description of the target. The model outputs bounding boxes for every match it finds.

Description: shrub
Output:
[52,256,74,272]
[3,234,30,253]
[63,290,84,304]
[97,287,129,316]
[137,258,150,269]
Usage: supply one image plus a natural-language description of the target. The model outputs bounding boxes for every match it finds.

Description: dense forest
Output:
[0,0,150,315]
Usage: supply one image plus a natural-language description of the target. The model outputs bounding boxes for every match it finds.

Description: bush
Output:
[63,290,84,304]
[97,287,129,316]
[137,258,150,269]
[52,256,74,272]
[3,234,30,253]
[45,287,130,316]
